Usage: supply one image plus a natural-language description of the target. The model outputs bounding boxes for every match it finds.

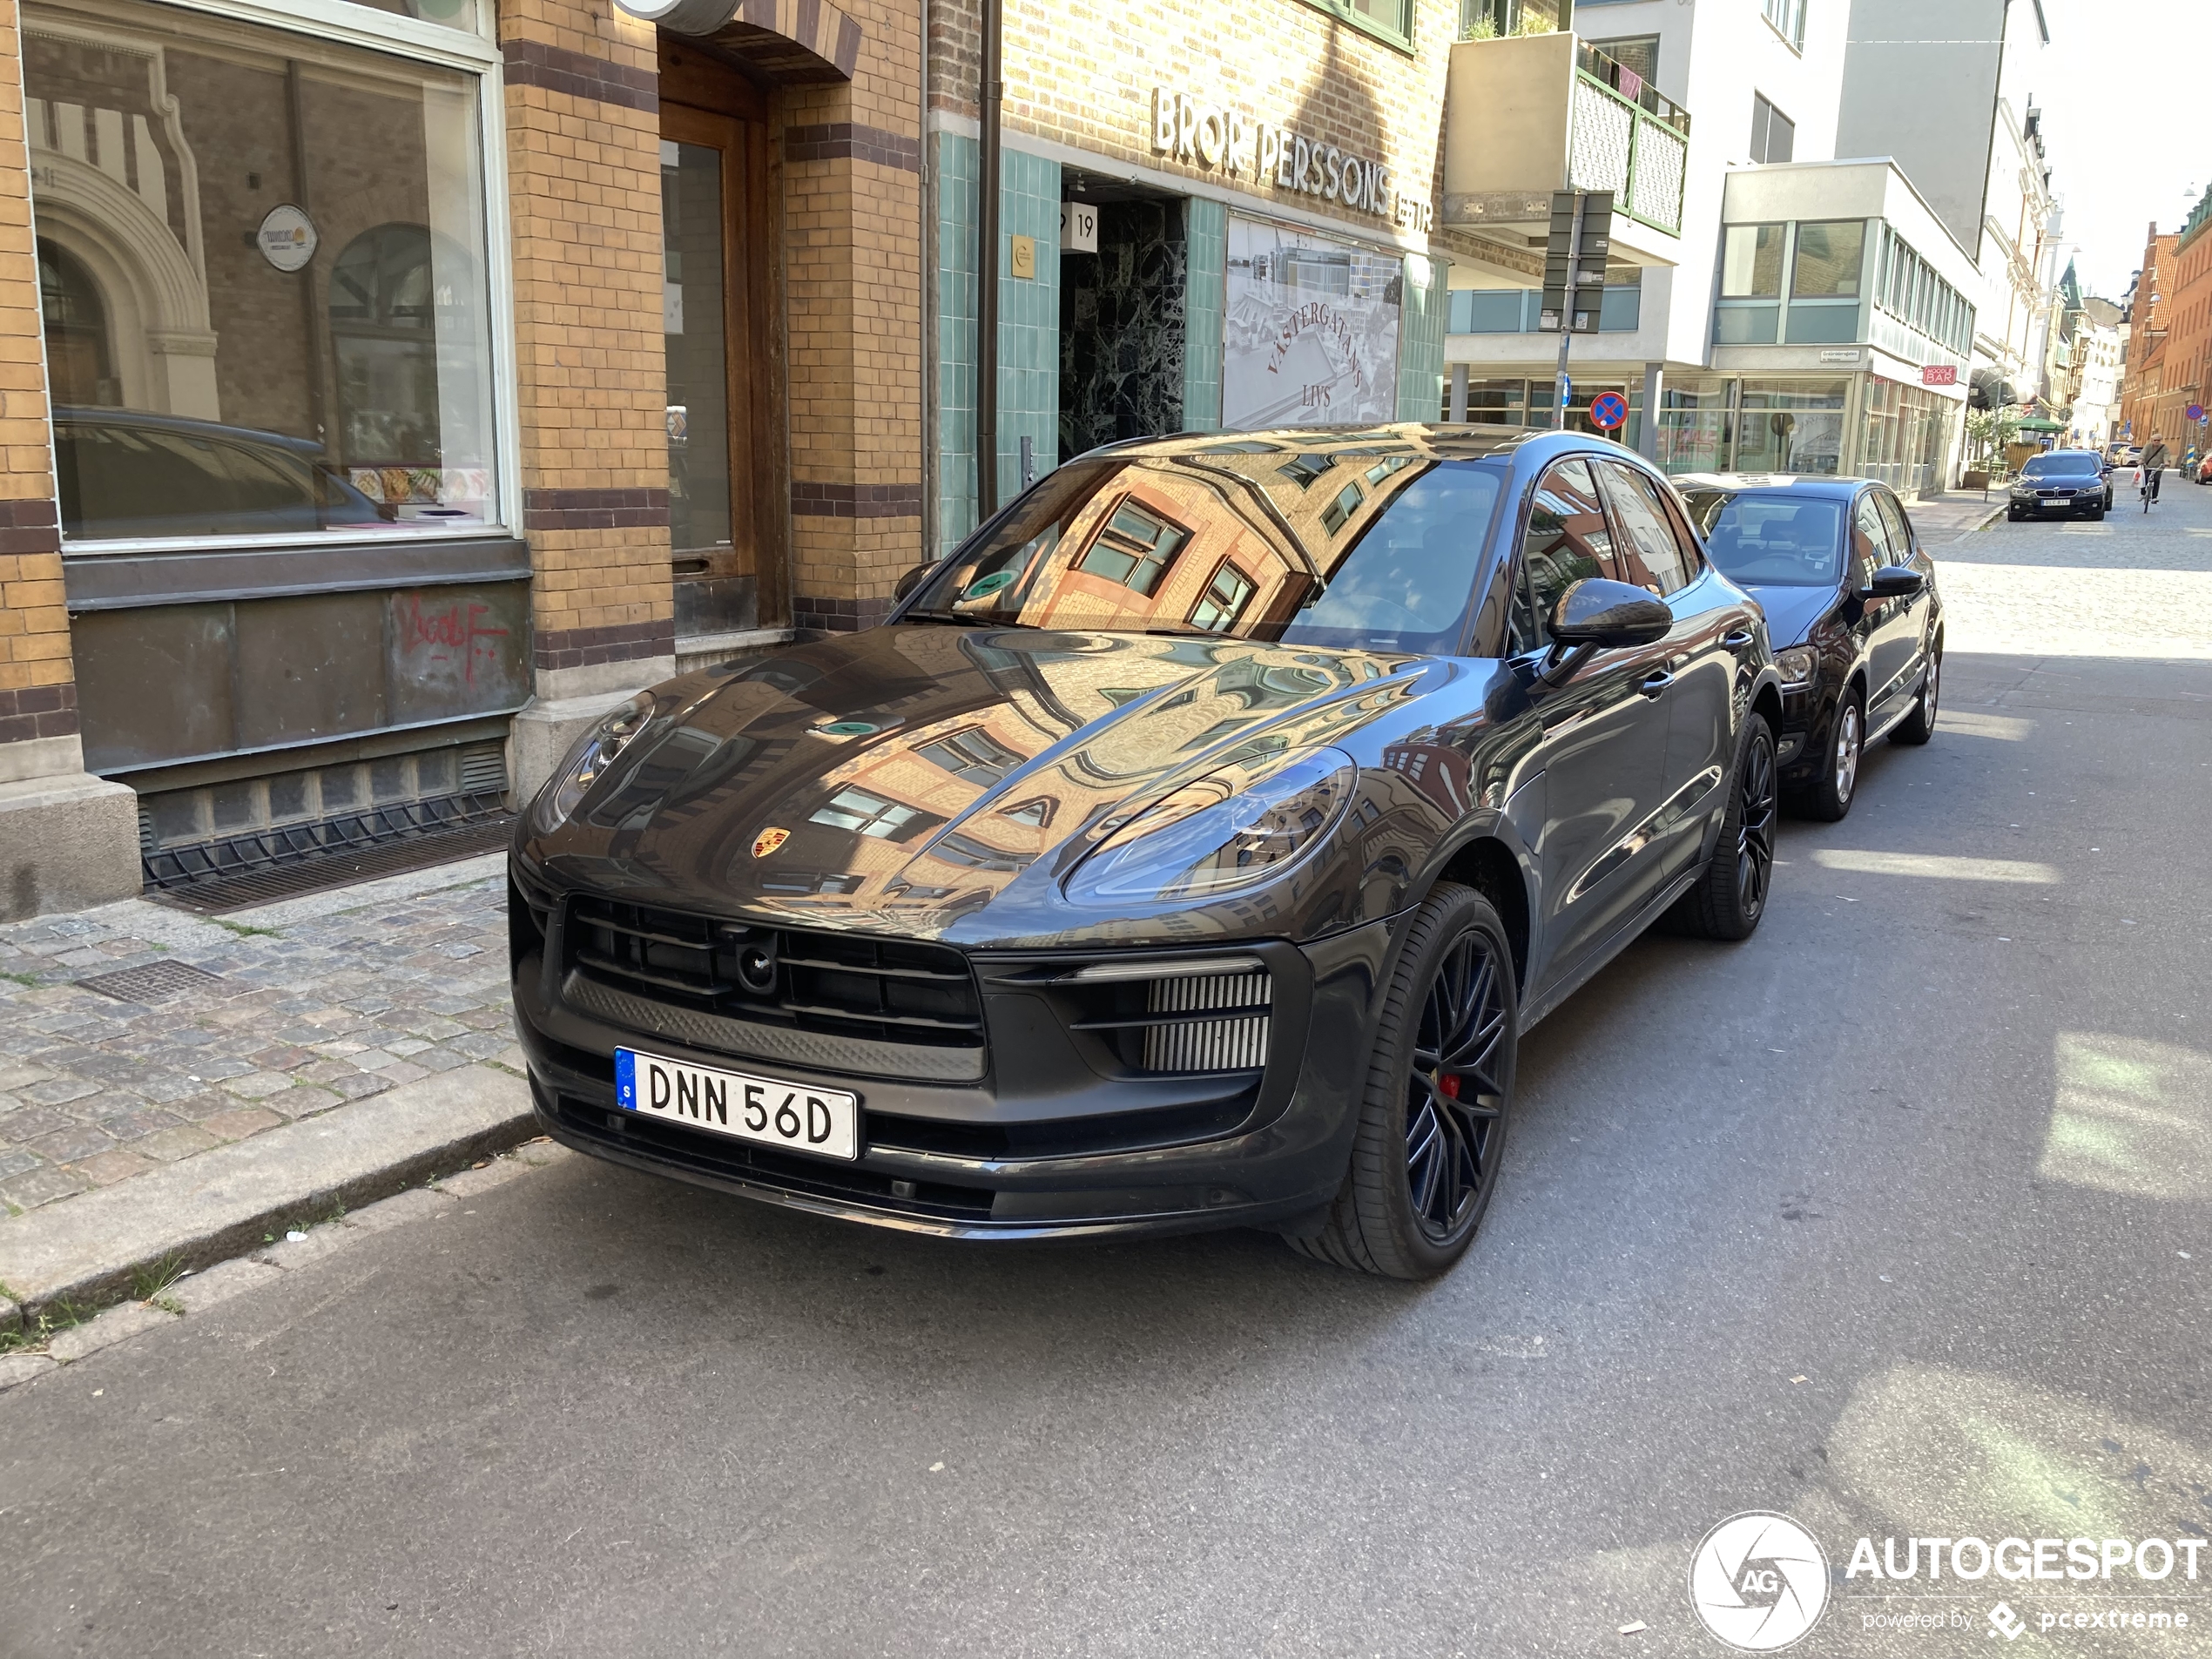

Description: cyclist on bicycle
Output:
[2141,435,2170,503]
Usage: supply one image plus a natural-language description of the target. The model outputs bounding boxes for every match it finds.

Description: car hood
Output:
[524,624,1430,944]
[1738,582,1840,650]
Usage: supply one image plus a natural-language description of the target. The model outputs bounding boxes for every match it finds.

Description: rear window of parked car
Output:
[1681,491,1844,587]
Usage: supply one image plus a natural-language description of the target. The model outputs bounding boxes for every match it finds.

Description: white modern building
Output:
[1428,0,2057,496]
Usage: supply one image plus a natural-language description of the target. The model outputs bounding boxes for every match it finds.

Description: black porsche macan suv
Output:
[511,427,1784,1278]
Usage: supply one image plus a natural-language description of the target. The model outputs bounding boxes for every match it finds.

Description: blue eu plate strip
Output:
[615,1048,637,1111]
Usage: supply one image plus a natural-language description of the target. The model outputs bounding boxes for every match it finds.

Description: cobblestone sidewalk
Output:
[0,858,516,1219]
[1904,489,2005,543]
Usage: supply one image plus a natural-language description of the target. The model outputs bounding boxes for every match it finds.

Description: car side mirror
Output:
[1861,564,1924,600]
[893,563,933,602]
[1548,578,1675,648]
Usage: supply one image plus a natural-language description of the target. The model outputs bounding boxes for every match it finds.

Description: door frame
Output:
[659,48,787,630]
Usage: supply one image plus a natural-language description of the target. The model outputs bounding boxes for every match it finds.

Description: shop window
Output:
[25,2,500,542]
[1734,381,1848,476]
[1078,500,1190,596]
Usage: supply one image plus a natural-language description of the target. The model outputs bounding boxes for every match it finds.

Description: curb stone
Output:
[0,1139,574,1391]
[0,1064,536,1318]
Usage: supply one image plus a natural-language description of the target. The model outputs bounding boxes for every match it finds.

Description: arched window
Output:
[38,238,118,408]
[330,222,465,468]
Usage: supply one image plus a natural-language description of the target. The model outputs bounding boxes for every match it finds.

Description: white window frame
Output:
[30,0,522,555]
[1760,0,1806,53]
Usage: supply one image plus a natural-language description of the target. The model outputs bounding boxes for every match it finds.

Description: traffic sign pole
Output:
[1551,194,1581,432]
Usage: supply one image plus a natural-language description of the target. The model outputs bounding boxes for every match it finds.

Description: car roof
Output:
[1090,422,1646,467]
[1669,472,1866,498]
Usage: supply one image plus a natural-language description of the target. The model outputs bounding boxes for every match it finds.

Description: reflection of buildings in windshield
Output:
[948,439,1437,642]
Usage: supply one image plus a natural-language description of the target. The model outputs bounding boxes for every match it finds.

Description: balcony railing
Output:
[1441,31,1690,246]
[1568,68,1687,236]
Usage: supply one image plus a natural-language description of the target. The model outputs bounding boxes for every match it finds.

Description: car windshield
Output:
[1681,490,1845,587]
[2020,454,2101,478]
[901,448,1507,653]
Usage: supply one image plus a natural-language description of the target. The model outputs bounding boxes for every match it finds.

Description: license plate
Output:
[614,1049,860,1161]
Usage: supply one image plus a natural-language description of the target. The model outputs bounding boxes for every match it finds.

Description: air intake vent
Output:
[1140,969,1271,1073]
[459,742,509,796]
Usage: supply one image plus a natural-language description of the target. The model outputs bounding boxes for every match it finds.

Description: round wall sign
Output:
[256,204,319,273]
[1590,391,1629,430]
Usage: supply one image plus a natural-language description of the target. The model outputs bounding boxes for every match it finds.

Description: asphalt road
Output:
[5,487,2210,1659]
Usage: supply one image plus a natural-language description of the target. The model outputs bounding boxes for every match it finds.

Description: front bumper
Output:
[511,901,1401,1241]
[2011,493,2104,515]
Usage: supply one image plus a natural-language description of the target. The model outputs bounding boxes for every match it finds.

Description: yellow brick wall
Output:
[497,0,677,670]
[0,0,72,735]
[780,0,927,624]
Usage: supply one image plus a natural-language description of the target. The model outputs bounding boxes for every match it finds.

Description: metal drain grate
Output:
[76,961,230,1003]
[146,814,517,915]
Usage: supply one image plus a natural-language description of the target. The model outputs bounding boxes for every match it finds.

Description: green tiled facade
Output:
[1183,199,1227,433]
[934,136,1060,553]
[1396,253,1450,424]
[935,132,979,552]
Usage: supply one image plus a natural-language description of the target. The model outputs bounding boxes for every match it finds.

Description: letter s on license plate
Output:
[615,1049,860,1162]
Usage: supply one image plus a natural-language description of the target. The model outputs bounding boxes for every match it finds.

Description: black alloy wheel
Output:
[1289,881,1517,1279]
[1891,641,1940,745]
[1670,713,1777,941]
[1403,928,1510,1244]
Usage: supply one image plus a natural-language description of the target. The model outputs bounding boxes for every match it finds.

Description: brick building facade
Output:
[0,0,1459,920]
[2121,210,2211,461]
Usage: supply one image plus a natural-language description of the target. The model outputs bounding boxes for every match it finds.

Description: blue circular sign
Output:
[1591,392,1629,429]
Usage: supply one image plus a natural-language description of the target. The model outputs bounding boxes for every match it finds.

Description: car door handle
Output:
[1723,629,1754,648]
[1638,671,1673,698]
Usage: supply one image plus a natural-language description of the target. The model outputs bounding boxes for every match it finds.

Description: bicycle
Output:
[2141,468,2157,512]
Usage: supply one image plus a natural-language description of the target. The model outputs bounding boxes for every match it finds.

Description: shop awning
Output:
[2017,418,2066,432]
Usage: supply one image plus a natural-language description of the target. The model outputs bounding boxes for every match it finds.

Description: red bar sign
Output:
[1922,364,1959,386]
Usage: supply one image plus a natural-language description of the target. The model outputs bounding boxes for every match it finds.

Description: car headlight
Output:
[530,692,656,833]
[1774,646,1818,689]
[1065,746,1357,905]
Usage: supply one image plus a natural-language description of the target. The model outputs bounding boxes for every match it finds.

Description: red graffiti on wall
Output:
[399,594,509,686]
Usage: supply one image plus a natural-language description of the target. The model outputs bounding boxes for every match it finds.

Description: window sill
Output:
[62,533,529,611]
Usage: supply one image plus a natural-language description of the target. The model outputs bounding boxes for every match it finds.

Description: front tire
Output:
[1891,642,1940,745]
[1792,691,1861,821]
[1670,714,1777,941]
[1290,882,1516,1280]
